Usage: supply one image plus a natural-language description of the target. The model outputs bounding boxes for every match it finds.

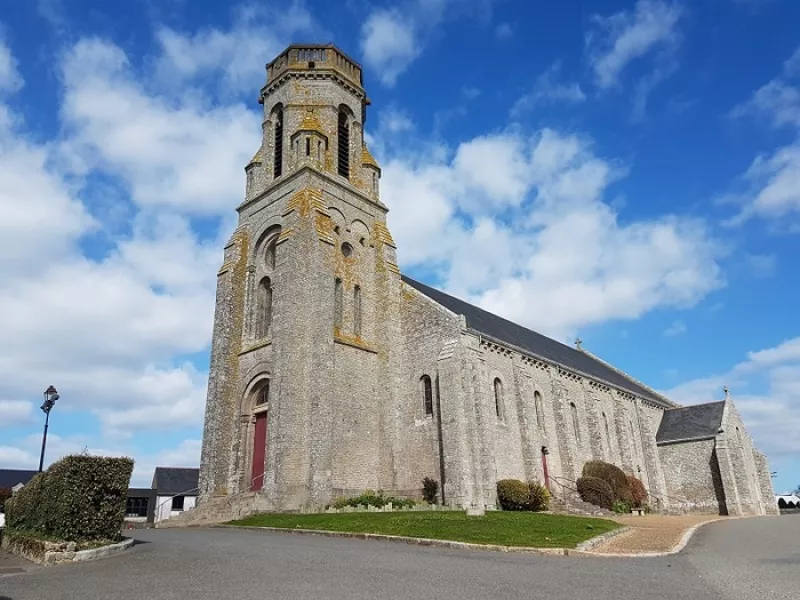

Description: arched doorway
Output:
[249,379,270,491]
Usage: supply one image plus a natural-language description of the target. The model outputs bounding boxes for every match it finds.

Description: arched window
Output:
[273,108,283,178]
[334,278,343,329]
[534,391,545,432]
[353,285,362,336]
[629,420,637,462]
[494,378,504,420]
[603,412,611,448]
[570,402,580,441]
[337,109,350,178]
[255,277,273,339]
[421,375,433,416]
[255,379,270,406]
[265,238,276,270]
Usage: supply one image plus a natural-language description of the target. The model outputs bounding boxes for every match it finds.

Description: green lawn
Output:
[228,511,619,548]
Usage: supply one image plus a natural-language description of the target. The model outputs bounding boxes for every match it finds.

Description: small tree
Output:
[626,475,648,508]
[422,477,439,504]
[577,476,615,510]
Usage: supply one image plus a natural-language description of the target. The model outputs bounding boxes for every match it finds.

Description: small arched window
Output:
[273,108,283,179]
[629,420,637,461]
[255,380,270,406]
[421,375,433,416]
[570,402,580,441]
[256,277,273,339]
[265,238,276,270]
[334,278,343,329]
[337,109,350,178]
[353,285,362,336]
[603,412,611,448]
[534,391,545,432]
[494,378,504,420]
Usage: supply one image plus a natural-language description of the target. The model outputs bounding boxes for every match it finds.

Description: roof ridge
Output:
[400,275,671,407]
[579,348,678,408]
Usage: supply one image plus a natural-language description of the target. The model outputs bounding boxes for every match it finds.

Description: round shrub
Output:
[627,475,648,508]
[582,461,633,504]
[527,481,550,512]
[497,479,530,511]
[577,476,615,510]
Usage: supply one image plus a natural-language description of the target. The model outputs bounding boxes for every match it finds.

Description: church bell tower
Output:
[199,45,403,511]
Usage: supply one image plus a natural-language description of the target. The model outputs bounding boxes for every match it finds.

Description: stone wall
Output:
[658,439,727,513]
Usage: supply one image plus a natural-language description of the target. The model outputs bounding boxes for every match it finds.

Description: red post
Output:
[541,446,550,492]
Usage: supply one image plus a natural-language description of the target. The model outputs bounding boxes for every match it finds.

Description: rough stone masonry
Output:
[196,44,778,520]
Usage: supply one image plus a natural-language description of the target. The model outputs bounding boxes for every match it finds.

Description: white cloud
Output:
[0,400,34,428]
[730,46,800,129]
[155,3,314,96]
[381,127,724,338]
[0,36,23,93]
[360,0,501,86]
[0,31,257,443]
[59,38,261,215]
[587,0,682,89]
[511,62,586,116]
[360,8,420,87]
[663,320,687,337]
[725,143,800,225]
[664,336,800,470]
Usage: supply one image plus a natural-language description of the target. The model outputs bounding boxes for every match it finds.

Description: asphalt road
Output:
[0,515,796,600]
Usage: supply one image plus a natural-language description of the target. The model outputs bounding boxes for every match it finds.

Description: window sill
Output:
[240,339,273,356]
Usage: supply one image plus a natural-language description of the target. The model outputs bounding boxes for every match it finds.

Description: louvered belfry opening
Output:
[274,109,283,178]
[337,110,349,178]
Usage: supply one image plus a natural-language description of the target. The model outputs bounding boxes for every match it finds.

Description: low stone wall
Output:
[1,529,133,565]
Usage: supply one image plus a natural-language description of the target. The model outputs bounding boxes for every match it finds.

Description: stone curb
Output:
[575,526,631,551]
[216,525,593,556]
[68,537,135,564]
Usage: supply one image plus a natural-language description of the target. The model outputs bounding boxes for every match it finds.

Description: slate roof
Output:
[0,469,38,489]
[655,401,725,444]
[401,276,671,407]
[151,467,200,496]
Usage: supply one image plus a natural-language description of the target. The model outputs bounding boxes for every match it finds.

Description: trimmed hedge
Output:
[496,479,551,512]
[627,475,648,508]
[582,461,633,504]
[5,455,133,542]
[577,476,614,510]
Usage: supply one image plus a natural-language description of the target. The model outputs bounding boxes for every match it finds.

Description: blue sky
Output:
[0,0,798,493]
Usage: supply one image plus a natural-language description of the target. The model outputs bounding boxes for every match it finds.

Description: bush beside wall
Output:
[5,455,133,542]
[577,476,615,510]
[496,479,550,512]
[582,461,633,505]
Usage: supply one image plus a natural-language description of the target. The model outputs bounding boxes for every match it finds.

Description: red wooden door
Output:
[251,412,267,491]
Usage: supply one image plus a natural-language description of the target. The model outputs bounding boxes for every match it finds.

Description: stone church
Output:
[197,44,777,519]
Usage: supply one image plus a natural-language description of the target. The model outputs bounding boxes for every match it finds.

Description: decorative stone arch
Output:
[239,372,272,492]
[253,223,282,259]
[247,224,281,342]
[328,207,346,236]
[350,219,370,247]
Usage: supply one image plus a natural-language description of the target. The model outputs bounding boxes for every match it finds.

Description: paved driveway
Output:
[0,515,795,600]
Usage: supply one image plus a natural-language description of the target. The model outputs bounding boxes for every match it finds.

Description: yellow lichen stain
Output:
[361,145,379,170]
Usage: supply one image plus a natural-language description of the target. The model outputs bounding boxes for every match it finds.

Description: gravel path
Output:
[592,514,732,554]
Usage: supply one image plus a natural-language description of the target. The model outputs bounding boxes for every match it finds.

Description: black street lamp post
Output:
[38,385,59,473]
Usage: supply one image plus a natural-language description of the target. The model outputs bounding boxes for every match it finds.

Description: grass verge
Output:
[228,511,620,548]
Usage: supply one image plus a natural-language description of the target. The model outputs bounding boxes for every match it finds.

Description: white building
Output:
[151,467,199,524]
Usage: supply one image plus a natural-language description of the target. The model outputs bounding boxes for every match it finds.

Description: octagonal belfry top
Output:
[265,44,363,89]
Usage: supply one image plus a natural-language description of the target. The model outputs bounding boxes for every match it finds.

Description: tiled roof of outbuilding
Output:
[151,467,200,496]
